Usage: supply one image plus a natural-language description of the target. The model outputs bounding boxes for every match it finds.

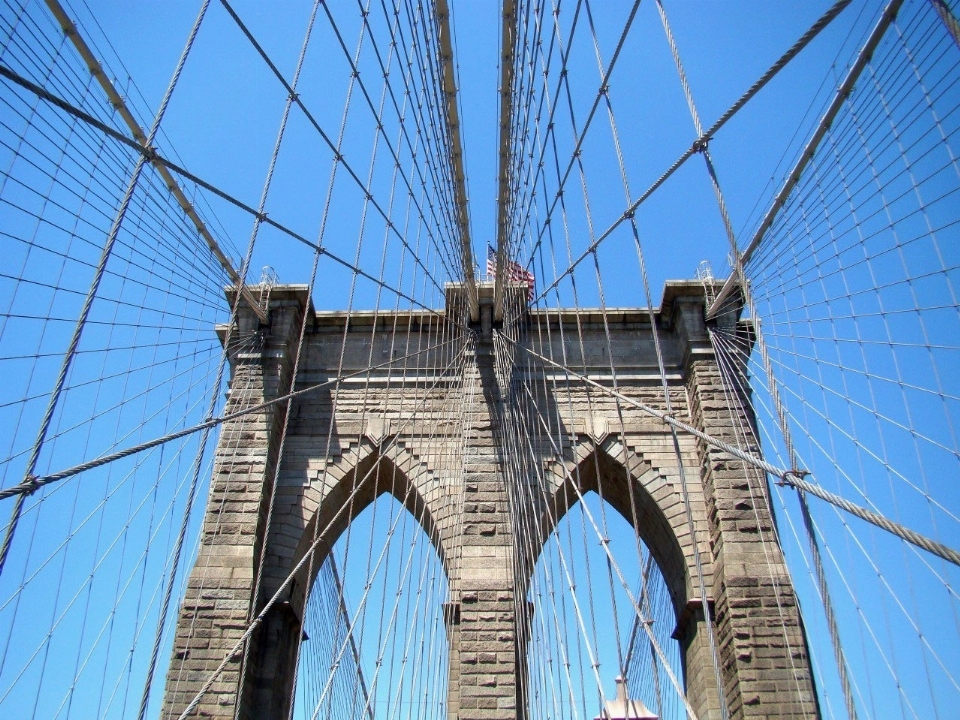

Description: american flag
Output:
[487,244,535,302]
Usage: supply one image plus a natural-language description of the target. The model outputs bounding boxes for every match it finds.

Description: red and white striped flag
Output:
[487,244,535,302]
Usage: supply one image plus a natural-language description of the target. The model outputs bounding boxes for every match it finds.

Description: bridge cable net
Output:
[706,1,960,717]
[0,1,242,717]
[494,0,751,715]
[0,0,959,719]
[497,0,959,719]
[0,0,470,717]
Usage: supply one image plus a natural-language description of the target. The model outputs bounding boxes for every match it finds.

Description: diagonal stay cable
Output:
[518,0,641,273]
[709,0,907,316]
[0,0,212,579]
[2,20,454,317]
[217,0,450,294]
[0,334,463,501]
[778,473,960,568]
[228,0,335,712]
[534,0,854,301]
[42,0,266,321]
[719,320,960,582]
[0,63,446,317]
[708,325,854,718]
[322,0,465,285]
[502,333,960,569]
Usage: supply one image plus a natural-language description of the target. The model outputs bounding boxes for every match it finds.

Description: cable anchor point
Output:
[21,475,41,497]
[777,468,810,487]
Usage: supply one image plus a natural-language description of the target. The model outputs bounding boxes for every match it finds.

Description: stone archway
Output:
[525,438,722,716]
[162,283,820,720]
[162,430,451,720]
[159,287,462,720]
[278,440,451,625]
[533,439,698,618]
[287,449,452,720]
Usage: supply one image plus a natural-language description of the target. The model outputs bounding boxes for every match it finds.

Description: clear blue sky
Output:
[73,0,883,310]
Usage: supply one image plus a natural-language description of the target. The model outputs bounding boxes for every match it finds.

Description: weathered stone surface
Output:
[162,282,817,720]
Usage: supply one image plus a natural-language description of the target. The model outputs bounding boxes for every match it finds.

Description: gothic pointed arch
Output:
[531,435,707,621]
[225,436,451,719]
[279,437,451,619]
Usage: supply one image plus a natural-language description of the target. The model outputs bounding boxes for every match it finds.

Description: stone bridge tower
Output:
[161,281,818,720]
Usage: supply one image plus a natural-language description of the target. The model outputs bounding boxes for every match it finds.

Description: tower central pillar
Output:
[445,283,528,719]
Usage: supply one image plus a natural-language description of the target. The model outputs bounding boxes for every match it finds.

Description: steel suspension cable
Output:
[534,0,859,302]
[0,0,211,579]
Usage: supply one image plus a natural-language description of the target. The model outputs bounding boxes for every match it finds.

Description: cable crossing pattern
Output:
[0,1,958,719]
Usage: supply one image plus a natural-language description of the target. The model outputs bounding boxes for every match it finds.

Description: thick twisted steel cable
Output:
[534,0,857,302]
[0,335,462,501]
[0,0,211,578]
[779,472,960,567]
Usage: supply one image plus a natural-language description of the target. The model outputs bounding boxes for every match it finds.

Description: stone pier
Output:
[162,281,818,719]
